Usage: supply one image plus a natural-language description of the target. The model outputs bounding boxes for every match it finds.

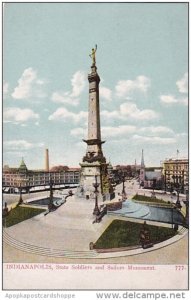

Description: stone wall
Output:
[107,201,122,211]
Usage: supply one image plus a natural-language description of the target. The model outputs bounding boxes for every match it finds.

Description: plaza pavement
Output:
[3,180,189,264]
[4,194,114,251]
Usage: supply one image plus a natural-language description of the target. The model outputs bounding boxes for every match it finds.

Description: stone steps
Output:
[178,226,188,235]
[3,230,98,258]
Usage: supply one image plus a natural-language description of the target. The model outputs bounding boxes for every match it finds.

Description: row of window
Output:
[3,174,80,186]
[3,178,79,181]
[164,171,188,175]
[164,165,188,170]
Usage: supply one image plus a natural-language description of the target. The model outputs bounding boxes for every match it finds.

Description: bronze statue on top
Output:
[89,44,97,66]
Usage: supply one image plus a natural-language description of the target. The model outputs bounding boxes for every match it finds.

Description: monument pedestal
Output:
[79,161,114,201]
[79,162,102,200]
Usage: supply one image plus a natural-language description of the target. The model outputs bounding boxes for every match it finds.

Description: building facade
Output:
[139,150,163,189]
[163,158,188,193]
[3,159,80,193]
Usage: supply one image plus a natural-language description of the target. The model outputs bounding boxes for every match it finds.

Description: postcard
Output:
[2,1,189,293]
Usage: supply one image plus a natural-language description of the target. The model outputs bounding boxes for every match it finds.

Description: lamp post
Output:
[181,170,184,194]
[93,175,100,216]
[172,175,175,192]
[16,177,28,205]
[164,170,167,192]
[171,198,174,229]
[3,202,9,228]
[174,175,182,210]
[175,189,182,210]
[122,175,126,200]
[152,179,156,197]
[18,182,23,205]
[48,176,54,211]
[185,189,189,227]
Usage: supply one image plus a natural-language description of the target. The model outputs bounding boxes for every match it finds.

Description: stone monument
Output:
[79,46,113,201]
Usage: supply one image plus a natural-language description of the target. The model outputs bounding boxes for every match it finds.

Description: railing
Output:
[3,181,79,188]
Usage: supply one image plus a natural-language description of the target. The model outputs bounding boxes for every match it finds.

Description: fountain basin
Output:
[108,199,185,225]
[26,196,65,207]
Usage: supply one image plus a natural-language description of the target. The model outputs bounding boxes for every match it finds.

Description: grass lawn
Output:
[95,220,176,249]
[132,194,171,205]
[2,206,46,228]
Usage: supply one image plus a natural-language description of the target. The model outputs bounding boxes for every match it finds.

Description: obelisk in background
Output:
[45,148,49,172]
[79,46,113,201]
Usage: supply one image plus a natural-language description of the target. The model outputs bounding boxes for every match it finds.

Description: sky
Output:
[3,2,188,169]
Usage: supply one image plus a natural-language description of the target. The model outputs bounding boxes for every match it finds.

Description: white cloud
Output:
[119,102,158,120]
[160,95,178,104]
[70,71,86,97]
[51,92,79,106]
[5,151,27,157]
[70,127,86,137]
[100,86,112,101]
[101,110,119,120]
[176,73,188,93]
[176,132,188,138]
[102,125,175,139]
[160,94,188,106]
[101,103,158,121]
[3,81,9,96]
[4,140,44,151]
[140,126,174,135]
[12,67,46,100]
[51,71,86,106]
[70,125,136,139]
[115,76,151,98]
[160,73,188,107]
[71,124,174,140]
[132,134,176,145]
[4,107,39,123]
[48,107,88,123]
[102,125,136,138]
[49,100,155,126]
[181,98,188,106]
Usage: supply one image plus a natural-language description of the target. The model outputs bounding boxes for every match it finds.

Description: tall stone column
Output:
[83,64,105,160]
[79,51,112,201]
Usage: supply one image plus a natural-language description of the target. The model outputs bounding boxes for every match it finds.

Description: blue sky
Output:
[3,2,188,169]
